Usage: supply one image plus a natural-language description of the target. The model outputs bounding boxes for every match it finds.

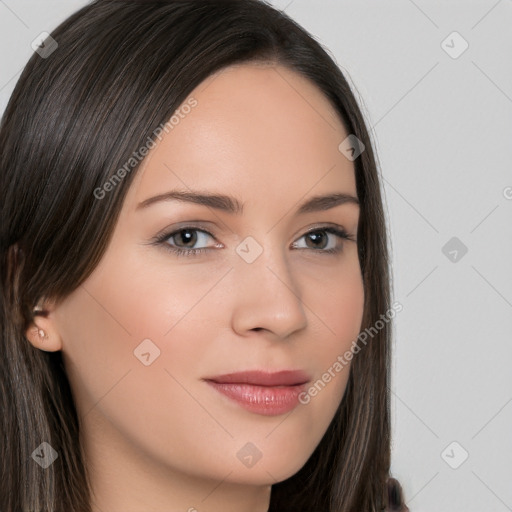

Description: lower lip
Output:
[206,381,306,416]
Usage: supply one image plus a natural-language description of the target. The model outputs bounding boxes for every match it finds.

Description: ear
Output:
[24,299,63,352]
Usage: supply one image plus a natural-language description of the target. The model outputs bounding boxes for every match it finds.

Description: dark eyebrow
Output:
[136,190,359,214]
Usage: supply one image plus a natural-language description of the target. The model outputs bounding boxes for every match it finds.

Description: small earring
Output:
[37,328,47,340]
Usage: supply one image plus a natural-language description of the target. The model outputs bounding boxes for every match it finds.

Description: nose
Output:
[230,242,308,340]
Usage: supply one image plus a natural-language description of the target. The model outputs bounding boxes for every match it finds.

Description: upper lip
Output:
[204,370,311,387]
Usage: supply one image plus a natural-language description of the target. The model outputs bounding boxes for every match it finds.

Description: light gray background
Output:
[1,1,511,511]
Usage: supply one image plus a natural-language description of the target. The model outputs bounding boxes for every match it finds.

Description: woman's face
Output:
[38,63,364,506]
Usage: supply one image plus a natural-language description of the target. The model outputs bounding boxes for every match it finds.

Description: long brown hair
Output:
[0,1,406,510]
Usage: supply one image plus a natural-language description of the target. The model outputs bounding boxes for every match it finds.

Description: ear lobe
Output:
[25,300,63,352]
[25,320,63,352]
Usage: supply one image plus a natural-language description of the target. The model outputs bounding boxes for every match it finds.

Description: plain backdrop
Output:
[1,1,511,511]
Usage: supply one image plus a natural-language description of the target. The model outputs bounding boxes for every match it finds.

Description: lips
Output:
[205,370,311,387]
[204,370,311,416]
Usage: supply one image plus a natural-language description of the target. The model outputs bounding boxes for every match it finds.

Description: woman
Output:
[0,0,408,510]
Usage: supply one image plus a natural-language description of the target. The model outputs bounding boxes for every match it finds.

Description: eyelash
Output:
[152,224,356,258]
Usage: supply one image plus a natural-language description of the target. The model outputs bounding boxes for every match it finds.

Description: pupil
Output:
[178,229,196,247]
[308,231,325,248]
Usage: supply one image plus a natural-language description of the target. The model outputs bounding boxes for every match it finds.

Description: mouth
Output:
[203,370,311,416]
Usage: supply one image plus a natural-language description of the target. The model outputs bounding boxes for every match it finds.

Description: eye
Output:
[158,227,218,257]
[152,225,355,258]
[291,226,354,255]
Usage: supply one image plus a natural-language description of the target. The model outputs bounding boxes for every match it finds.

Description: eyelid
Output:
[152,222,219,245]
[301,223,356,240]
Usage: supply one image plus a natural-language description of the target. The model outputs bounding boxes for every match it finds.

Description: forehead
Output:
[129,62,356,209]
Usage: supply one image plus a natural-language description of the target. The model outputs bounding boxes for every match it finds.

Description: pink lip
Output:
[204,370,310,416]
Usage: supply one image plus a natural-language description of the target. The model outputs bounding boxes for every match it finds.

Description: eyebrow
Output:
[136,190,359,215]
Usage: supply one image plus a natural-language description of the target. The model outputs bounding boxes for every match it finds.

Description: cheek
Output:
[55,263,231,476]
[298,262,364,412]
[303,258,365,361]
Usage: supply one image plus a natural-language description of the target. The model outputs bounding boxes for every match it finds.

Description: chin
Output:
[207,441,316,487]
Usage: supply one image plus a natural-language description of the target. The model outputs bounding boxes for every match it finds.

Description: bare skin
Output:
[25,62,364,512]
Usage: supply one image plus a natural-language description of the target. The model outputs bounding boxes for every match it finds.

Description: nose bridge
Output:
[230,232,308,337]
